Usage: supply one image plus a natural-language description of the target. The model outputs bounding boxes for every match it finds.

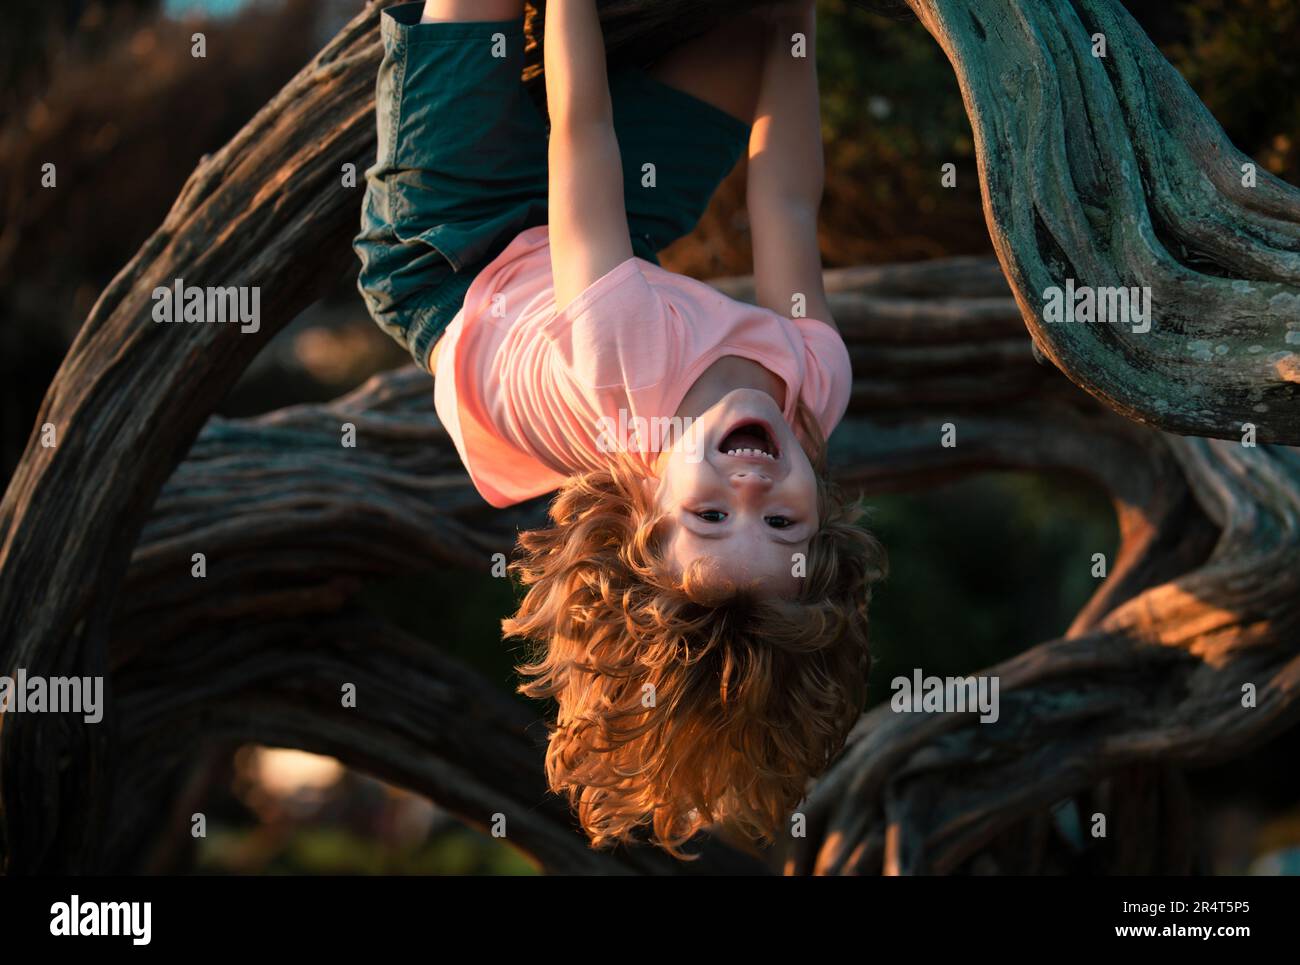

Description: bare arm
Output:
[544,0,634,312]
[420,0,523,23]
[746,2,835,330]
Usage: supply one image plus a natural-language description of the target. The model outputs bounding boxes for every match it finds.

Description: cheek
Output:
[797,473,821,516]
[659,454,708,498]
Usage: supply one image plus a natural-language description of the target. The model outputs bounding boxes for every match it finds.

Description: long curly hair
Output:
[502,404,887,856]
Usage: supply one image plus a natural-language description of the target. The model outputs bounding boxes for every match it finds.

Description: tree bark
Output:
[787,436,1300,874]
[902,0,1300,444]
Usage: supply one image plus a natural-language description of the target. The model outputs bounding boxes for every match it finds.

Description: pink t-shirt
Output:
[433,225,852,508]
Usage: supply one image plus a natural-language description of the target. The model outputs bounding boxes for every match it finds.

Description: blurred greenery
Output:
[863,473,1117,708]
[198,826,538,876]
[361,566,531,709]
[1170,0,1300,181]
[814,0,988,262]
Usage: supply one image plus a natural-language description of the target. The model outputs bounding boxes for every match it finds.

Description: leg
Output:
[420,0,524,22]
[356,3,549,370]
[643,14,769,125]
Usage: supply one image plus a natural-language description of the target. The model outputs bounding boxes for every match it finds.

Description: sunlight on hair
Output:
[502,405,887,856]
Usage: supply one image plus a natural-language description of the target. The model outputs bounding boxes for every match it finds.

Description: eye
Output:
[765,515,794,529]
[694,509,727,523]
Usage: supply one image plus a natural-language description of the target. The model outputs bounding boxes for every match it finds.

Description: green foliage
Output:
[1168,0,1300,183]
[814,0,989,261]
[809,0,1300,262]
[198,825,538,876]
[862,474,1117,708]
[359,566,530,705]
[819,0,974,179]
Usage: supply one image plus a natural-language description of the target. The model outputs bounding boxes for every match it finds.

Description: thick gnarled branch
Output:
[904,0,1300,443]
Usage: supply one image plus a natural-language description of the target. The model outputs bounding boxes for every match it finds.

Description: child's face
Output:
[653,389,819,598]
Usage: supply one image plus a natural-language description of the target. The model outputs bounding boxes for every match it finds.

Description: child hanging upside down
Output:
[354,0,886,856]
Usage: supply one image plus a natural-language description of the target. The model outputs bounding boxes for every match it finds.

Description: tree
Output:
[2,0,1298,874]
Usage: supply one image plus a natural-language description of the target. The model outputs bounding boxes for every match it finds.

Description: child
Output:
[355,0,886,856]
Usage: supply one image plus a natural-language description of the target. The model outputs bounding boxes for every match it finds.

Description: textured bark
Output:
[0,4,384,874]
[109,610,767,875]
[788,435,1300,875]
[902,0,1300,443]
[3,0,1300,875]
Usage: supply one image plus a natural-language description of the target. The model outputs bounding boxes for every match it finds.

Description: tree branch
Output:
[901,0,1300,444]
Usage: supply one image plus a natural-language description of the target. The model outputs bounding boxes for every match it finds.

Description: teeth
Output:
[725,448,776,460]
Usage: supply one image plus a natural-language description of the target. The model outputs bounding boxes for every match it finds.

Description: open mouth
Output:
[718,421,779,460]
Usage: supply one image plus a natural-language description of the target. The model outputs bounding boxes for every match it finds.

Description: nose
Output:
[728,470,773,503]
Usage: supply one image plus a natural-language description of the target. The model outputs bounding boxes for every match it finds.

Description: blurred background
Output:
[2,0,1298,874]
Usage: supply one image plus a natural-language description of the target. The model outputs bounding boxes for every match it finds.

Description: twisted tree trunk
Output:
[790,437,1300,875]
[903,0,1300,443]
[3,0,1299,874]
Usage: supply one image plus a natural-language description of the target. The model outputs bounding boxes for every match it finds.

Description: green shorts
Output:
[354,2,751,370]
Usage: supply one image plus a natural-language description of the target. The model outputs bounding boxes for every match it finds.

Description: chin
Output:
[715,387,785,414]
[697,390,787,442]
